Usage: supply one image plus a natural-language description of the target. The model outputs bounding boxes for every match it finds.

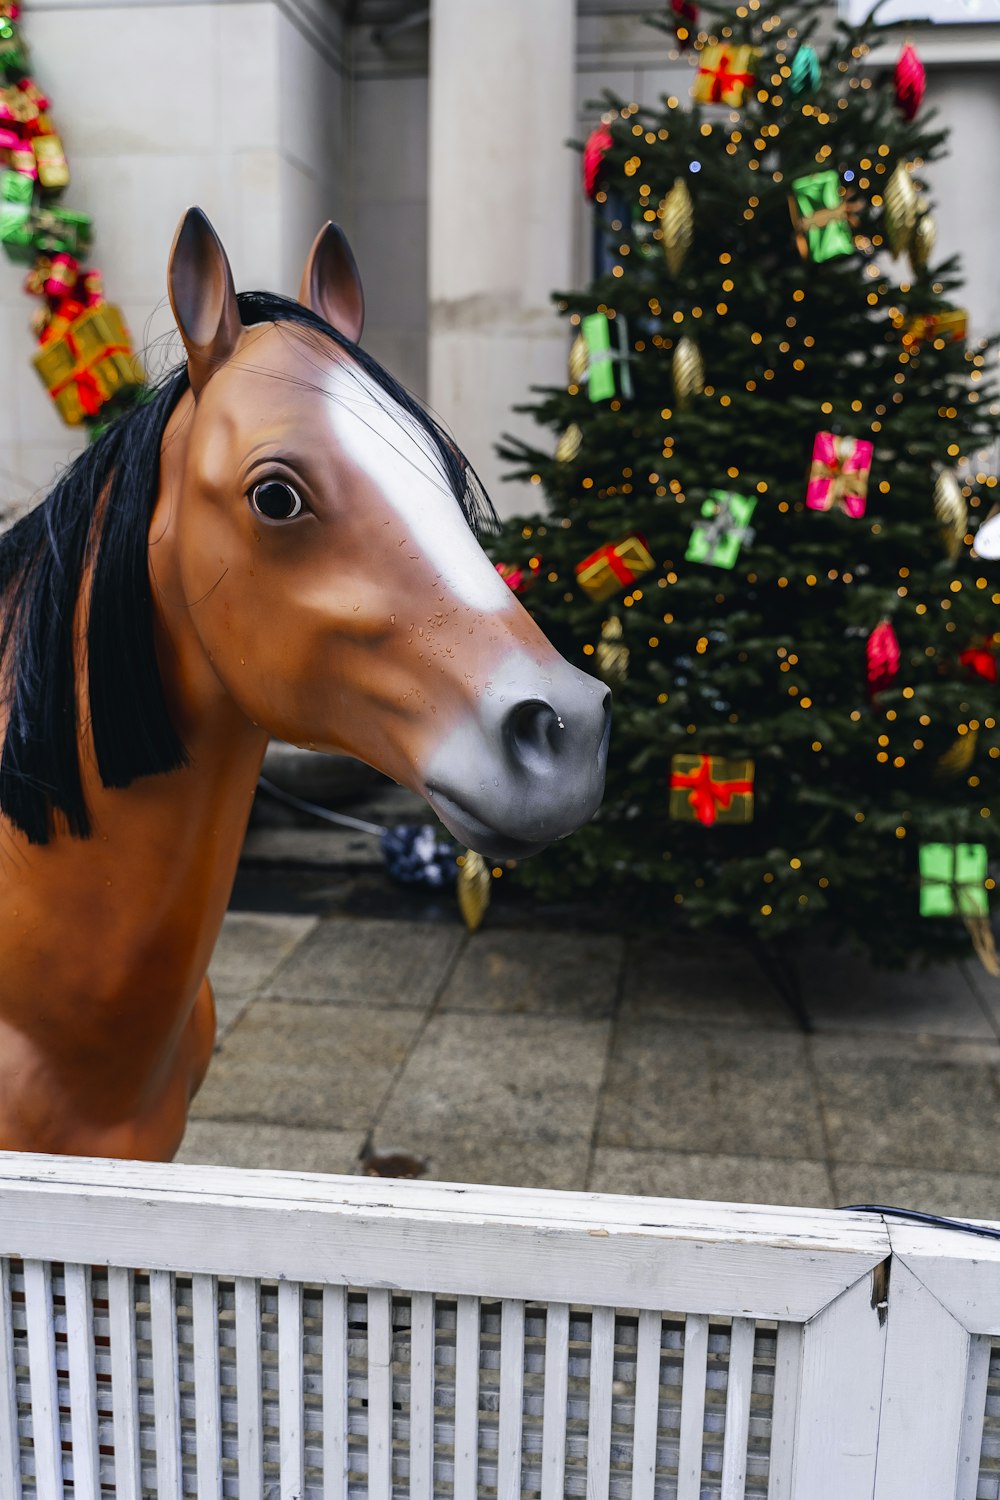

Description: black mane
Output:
[0,291,497,844]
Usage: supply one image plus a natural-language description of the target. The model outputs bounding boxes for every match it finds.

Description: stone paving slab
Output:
[588,1147,834,1209]
[619,940,796,1029]
[797,951,995,1039]
[177,1120,366,1174]
[208,912,318,998]
[191,999,423,1129]
[831,1163,1000,1221]
[439,930,622,1017]
[811,1031,1000,1173]
[371,1133,592,1193]
[376,1012,611,1146]
[265,917,464,1009]
[596,1021,826,1158]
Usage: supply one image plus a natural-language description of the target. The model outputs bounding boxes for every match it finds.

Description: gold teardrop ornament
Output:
[934,727,978,778]
[884,163,918,258]
[457,850,492,933]
[933,468,967,561]
[596,616,629,687]
[672,336,704,409]
[659,177,693,276]
[911,211,936,274]
[555,423,583,463]
[568,334,588,386]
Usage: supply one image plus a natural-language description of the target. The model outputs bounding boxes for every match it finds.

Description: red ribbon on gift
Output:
[670,755,753,827]
[697,48,755,102]
[578,541,638,587]
[46,320,131,417]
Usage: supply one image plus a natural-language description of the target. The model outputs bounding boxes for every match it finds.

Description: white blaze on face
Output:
[326,361,514,613]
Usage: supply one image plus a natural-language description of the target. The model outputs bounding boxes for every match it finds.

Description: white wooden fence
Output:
[0,1152,997,1499]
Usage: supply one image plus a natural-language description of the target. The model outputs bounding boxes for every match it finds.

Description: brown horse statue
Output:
[0,208,610,1161]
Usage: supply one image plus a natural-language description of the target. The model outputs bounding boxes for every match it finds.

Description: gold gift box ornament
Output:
[669,753,754,826]
[33,302,145,426]
[575,534,655,603]
[901,308,967,348]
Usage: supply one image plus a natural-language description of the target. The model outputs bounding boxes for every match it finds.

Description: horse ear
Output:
[167,207,243,395]
[299,222,365,344]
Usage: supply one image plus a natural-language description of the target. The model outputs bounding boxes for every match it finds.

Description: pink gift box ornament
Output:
[806,430,873,518]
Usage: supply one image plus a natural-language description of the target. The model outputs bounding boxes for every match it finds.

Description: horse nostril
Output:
[505,699,563,767]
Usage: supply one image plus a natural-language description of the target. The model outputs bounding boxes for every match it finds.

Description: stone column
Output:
[428,0,577,520]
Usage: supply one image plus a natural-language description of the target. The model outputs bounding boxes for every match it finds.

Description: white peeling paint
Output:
[326,361,514,613]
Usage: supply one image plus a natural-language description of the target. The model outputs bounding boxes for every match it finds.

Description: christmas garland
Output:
[0,2,145,433]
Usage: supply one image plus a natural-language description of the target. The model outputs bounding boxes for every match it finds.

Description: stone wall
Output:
[0,0,347,516]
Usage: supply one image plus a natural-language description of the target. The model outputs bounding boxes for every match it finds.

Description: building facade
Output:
[2,0,999,520]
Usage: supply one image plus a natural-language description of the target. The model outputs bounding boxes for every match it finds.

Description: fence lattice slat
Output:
[278,1279,305,1498]
[0,1259,22,1500]
[409,1290,435,1500]
[366,1287,393,1500]
[150,1268,181,1499]
[454,1294,481,1495]
[108,1265,141,1499]
[234,1275,264,1500]
[24,1258,62,1500]
[323,1283,349,1500]
[677,1312,709,1500]
[630,1309,662,1500]
[64,1262,100,1500]
[497,1299,525,1500]
[540,1301,569,1500]
[586,1304,615,1497]
[721,1315,755,1498]
[192,1272,223,1499]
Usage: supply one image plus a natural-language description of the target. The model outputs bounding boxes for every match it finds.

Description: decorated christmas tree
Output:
[492,0,1000,970]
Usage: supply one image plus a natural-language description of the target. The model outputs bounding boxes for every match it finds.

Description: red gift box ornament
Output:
[894,43,925,121]
[867,619,900,692]
[583,123,613,201]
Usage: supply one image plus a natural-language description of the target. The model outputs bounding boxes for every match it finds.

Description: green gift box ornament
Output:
[788,170,856,263]
[0,165,33,259]
[578,311,633,403]
[30,205,92,258]
[919,843,989,918]
[685,491,757,570]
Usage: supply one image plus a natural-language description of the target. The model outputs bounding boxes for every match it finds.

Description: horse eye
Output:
[249,481,303,521]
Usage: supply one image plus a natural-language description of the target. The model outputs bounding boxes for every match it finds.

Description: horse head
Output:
[162,208,610,860]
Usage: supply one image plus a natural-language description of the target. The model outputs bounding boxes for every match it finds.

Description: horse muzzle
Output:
[423,656,612,860]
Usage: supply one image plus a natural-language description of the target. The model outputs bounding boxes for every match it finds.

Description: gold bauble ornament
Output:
[659,177,693,276]
[568,333,588,386]
[884,163,918,258]
[672,336,704,408]
[911,211,936,273]
[933,468,967,561]
[596,616,629,687]
[934,727,977,778]
[555,423,583,463]
[457,850,491,933]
